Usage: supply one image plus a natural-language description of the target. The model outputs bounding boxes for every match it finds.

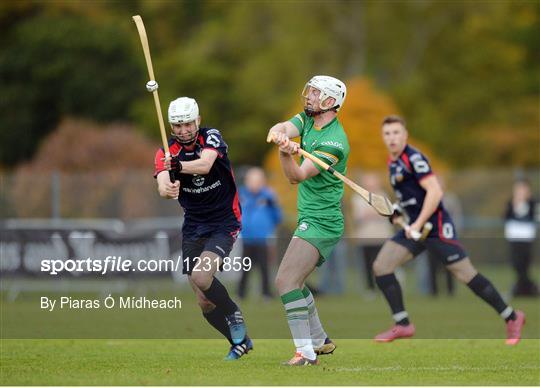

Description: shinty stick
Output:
[132,15,176,184]
[267,133,393,217]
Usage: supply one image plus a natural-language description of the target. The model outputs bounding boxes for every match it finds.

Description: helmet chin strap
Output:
[304,107,337,117]
[304,108,322,117]
[171,129,199,146]
[304,97,339,117]
[171,123,200,145]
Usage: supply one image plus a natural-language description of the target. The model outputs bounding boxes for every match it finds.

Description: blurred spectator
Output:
[237,167,282,299]
[425,176,463,296]
[504,179,539,297]
[352,173,394,299]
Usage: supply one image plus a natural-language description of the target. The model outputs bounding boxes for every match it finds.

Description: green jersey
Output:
[289,111,350,220]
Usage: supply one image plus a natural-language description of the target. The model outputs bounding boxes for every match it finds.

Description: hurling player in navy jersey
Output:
[154,97,252,360]
[372,115,525,345]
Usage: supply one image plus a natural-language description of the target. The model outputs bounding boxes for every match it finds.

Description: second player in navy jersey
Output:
[387,143,463,262]
[154,97,252,360]
[371,115,525,345]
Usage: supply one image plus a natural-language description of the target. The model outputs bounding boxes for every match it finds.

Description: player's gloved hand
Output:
[170,155,183,172]
[146,80,158,92]
[163,155,183,173]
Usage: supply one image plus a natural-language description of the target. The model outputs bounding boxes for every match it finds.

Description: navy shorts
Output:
[391,215,468,266]
[182,222,240,275]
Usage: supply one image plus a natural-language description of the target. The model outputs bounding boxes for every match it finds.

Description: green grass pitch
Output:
[2,339,539,385]
[1,266,539,385]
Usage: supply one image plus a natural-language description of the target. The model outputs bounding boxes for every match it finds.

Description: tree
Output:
[0,13,142,166]
[9,118,161,218]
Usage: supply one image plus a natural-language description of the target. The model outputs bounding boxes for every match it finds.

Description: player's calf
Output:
[200,277,248,344]
[463,271,525,344]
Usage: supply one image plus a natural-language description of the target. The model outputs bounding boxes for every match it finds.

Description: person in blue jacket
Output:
[238,167,282,299]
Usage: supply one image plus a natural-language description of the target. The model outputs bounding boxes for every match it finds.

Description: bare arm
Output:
[179,149,219,175]
[156,171,180,199]
[268,121,300,141]
[410,175,443,233]
[279,149,320,184]
[164,149,219,175]
[269,120,319,183]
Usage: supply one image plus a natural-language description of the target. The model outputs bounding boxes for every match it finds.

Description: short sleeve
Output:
[202,129,228,157]
[408,152,433,181]
[288,112,306,136]
[153,148,166,178]
[312,142,346,169]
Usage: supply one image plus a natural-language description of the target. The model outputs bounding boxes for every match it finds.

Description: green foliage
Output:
[9,118,160,218]
[128,0,540,168]
[376,1,539,166]
[1,0,537,168]
[0,11,142,166]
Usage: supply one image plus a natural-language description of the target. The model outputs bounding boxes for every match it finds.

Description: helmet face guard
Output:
[170,124,199,145]
[302,75,346,116]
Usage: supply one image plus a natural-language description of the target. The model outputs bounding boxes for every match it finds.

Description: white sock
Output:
[303,287,327,348]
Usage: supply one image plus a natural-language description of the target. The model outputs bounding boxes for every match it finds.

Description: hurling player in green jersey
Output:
[267,75,349,366]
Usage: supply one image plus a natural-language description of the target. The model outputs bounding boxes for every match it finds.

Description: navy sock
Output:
[467,273,516,321]
[202,277,238,316]
[375,273,410,325]
[203,307,233,345]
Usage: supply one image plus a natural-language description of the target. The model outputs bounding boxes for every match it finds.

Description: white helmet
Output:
[168,97,200,145]
[302,75,347,113]
[168,97,199,124]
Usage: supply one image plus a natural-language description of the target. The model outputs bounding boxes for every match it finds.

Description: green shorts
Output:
[293,216,344,266]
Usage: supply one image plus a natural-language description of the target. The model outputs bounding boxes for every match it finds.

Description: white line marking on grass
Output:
[325,365,539,373]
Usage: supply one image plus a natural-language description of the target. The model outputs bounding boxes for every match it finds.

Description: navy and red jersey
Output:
[154,127,241,227]
[388,144,456,238]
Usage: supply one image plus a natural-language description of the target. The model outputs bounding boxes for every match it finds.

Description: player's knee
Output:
[448,267,467,283]
[275,272,296,294]
[190,271,212,290]
[449,266,476,284]
[274,273,286,293]
[447,258,476,283]
[373,257,391,276]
